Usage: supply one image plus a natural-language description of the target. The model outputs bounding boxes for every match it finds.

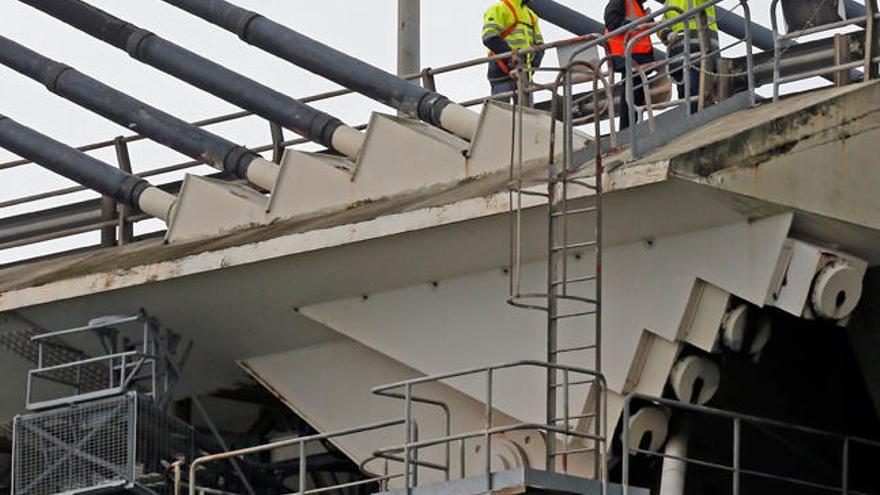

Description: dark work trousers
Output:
[490,78,533,106]
[668,37,719,114]
[613,55,655,131]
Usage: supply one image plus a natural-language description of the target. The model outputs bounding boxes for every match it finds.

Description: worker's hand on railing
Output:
[662,31,682,47]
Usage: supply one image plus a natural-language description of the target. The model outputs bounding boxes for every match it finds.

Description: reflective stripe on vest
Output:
[663,0,718,33]
[605,0,653,56]
[489,0,540,76]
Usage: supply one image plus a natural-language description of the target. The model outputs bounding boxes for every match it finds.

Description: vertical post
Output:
[100,195,117,247]
[420,69,437,92]
[733,418,741,495]
[114,137,134,245]
[404,383,413,494]
[398,0,421,79]
[864,0,879,80]
[270,122,284,165]
[771,0,782,102]
[299,441,307,494]
[841,437,849,494]
[834,34,852,87]
[741,1,756,107]
[622,398,630,495]
[485,368,494,491]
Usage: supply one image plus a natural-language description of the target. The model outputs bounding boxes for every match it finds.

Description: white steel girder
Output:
[162,102,587,243]
[239,338,570,483]
[297,215,793,438]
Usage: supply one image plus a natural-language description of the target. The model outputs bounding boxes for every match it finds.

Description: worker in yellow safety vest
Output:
[482,0,544,103]
[660,0,719,113]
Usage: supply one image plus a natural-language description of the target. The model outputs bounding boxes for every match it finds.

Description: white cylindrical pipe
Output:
[137,186,177,222]
[439,103,482,141]
[628,407,670,453]
[670,356,721,405]
[659,432,688,495]
[811,259,863,320]
[244,157,280,191]
[330,125,367,160]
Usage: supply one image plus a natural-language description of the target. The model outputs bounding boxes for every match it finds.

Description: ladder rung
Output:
[550,207,597,217]
[551,412,597,422]
[551,275,597,286]
[550,379,595,388]
[550,344,597,355]
[551,241,597,252]
[551,310,597,320]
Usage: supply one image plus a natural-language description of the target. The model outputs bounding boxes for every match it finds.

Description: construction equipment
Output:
[0,35,279,191]
[17,0,365,160]
[157,0,480,141]
[0,115,175,221]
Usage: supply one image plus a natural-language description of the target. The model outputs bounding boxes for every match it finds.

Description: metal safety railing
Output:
[622,0,756,154]
[621,394,880,495]
[181,418,409,495]
[371,360,608,494]
[26,310,181,411]
[772,0,880,101]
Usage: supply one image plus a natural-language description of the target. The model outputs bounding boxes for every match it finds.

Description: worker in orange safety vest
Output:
[604,0,657,130]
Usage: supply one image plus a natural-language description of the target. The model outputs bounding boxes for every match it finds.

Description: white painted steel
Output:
[722,303,772,356]
[266,150,354,218]
[767,239,867,321]
[330,125,367,160]
[351,113,469,195]
[137,187,176,222]
[812,260,864,320]
[244,157,280,191]
[438,104,482,141]
[669,356,721,405]
[165,175,269,243]
[240,339,554,483]
[627,407,669,453]
[659,432,688,495]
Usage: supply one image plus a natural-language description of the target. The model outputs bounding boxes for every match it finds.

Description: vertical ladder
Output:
[507,64,605,476]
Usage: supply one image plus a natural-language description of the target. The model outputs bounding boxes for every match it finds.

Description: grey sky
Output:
[0,0,819,261]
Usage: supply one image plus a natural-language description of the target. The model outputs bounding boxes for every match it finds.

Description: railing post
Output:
[269,122,284,165]
[113,137,134,245]
[842,437,849,495]
[100,194,117,248]
[865,0,879,80]
[404,382,413,494]
[420,68,437,92]
[733,417,741,495]
[741,1,756,107]
[834,34,852,87]
[485,368,494,491]
[299,441,307,494]
[622,398,630,495]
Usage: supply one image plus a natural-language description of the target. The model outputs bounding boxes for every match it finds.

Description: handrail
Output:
[621,393,880,495]
[771,0,880,101]
[372,360,607,494]
[185,418,408,495]
[625,0,756,154]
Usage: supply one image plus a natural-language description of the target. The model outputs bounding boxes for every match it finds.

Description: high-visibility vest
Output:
[482,0,543,76]
[605,0,654,56]
[663,0,718,33]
